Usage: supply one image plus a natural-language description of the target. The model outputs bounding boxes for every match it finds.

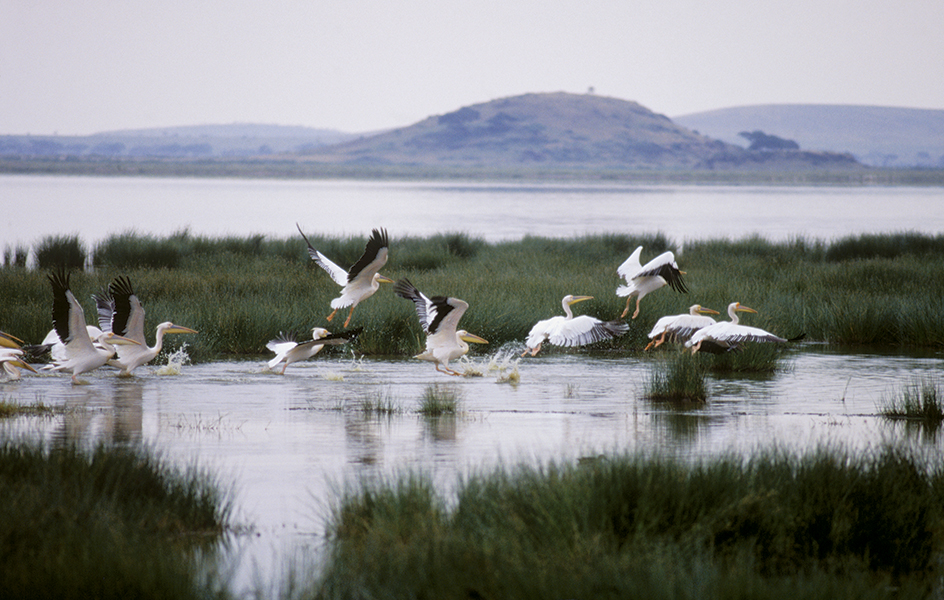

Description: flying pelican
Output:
[616,246,687,319]
[266,327,361,374]
[645,304,720,351]
[523,295,629,357]
[45,268,140,383]
[95,276,198,375]
[297,225,393,328]
[394,278,488,376]
[1,347,38,380]
[686,302,787,354]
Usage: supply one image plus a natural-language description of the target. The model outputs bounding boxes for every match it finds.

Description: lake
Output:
[2,174,944,593]
[3,175,944,251]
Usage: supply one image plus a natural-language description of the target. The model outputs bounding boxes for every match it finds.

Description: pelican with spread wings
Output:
[45,268,140,383]
[616,246,687,319]
[297,225,393,328]
[523,295,629,356]
[266,327,360,374]
[95,276,197,375]
[394,278,487,376]
[645,304,719,350]
[686,302,787,354]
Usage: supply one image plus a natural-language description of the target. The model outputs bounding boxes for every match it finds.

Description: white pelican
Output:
[616,246,687,319]
[645,304,720,351]
[1,347,38,380]
[297,225,393,328]
[394,278,488,376]
[686,302,787,354]
[95,276,198,375]
[46,269,140,383]
[523,295,629,357]
[266,327,361,374]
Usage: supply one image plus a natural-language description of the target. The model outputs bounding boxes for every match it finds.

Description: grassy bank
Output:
[3,231,944,360]
[308,445,944,599]
[0,441,233,599]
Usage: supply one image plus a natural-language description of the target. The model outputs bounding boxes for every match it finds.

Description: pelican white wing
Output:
[524,295,629,356]
[616,246,687,319]
[686,302,787,353]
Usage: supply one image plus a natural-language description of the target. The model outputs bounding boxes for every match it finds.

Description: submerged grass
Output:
[5,230,944,358]
[418,384,460,416]
[312,445,944,599]
[0,441,233,600]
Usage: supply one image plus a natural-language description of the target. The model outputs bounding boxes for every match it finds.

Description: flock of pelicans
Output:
[0,227,790,383]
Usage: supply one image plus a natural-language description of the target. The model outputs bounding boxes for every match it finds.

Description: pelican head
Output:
[691,305,720,315]
[158,322,198,335]
[458,331,488,345]
[564,294,593,306]
[732,302,757,314]
[311,327,331,340]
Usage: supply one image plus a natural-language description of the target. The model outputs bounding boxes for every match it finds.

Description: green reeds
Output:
[879,376,944,424]
[35,234,85,270]
[312,446,944,599]
[645,353,708,402]
[0,441,233,600]
[418,383,460,415]
[5,231,944,356]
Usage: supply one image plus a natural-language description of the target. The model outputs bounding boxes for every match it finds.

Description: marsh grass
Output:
[419,384,460,416]
[5,231,944,357]
[0,399,62,419]
[879,376,944,425]
[0,441,233,599]
[646,353,708,402]
[701,343,789,373]
[35,234,85,270]
[357,387,402,415]
[313,446,944,599]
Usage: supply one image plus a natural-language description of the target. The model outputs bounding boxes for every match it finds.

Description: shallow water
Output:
[2,344,943,592]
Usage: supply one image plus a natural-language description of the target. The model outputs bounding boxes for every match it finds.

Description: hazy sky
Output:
[3,0,943,135]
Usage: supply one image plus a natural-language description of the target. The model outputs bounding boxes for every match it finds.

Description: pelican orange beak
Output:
[103,333,142,346]
[0,332,23,349]
[698,307,720,315]
[460,332,488,344]
[568,295,594,305]
[166,325,198,335]
[377,274,395,284]
[735,304,758,314]
[9,359,38,374]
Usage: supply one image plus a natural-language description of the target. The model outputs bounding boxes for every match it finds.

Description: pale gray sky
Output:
[2,0,943,136]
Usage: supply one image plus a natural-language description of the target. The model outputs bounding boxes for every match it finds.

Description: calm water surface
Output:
[3,346,944,591]
[3,175,944,248]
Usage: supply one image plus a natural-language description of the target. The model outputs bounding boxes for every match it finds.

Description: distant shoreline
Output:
[2,156,943,186]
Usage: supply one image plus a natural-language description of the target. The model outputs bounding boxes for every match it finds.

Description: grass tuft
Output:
[645,353,708,402]
[879,376,944,425]
[418,384,460,416]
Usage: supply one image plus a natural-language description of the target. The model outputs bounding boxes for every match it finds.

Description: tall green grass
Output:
[311,445,944,599]
[4,231,944,358]
[0,441,233,600]
[646,353,708,402]
[879,376,944,427]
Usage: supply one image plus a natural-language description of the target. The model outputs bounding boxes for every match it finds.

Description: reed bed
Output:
[645,353,708,402]
[879,376,944,425]
[3,231,944,358]
[310,445,944,599]
[0,440,233,600]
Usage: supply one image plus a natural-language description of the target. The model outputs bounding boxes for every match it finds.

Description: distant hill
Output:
[305,92,859,170]
[674,105,944,168]
[0,123,359,158]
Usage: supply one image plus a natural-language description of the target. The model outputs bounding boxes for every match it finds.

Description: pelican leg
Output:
[521,342,542,357]
[644,332,666,351]
[280,363,288,375]
[326,309,338,322]
[690,341,702,354]
[436,363,460,376]
[632,298,641,319]
[620,297,632,319]
[343,306,355,328]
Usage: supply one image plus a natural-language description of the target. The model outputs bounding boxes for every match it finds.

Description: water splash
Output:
[487,343,523,384]
[155,343,191,376]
